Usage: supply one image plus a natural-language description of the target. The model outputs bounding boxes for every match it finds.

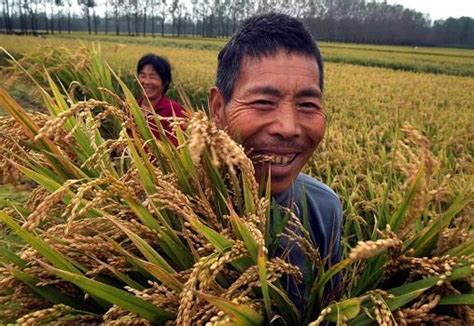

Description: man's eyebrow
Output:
[295,88,322,98]
[243,86,283,98]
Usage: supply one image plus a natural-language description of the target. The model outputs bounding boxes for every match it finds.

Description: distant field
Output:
[1,34,474,77]
[1,33,472,184]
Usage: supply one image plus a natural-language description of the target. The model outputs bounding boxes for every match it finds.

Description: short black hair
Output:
[137,54,172,95]
[216,13,324,104]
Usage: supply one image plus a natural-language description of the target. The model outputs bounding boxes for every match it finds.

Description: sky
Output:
[68,1,473,21]
[386,0,473,20]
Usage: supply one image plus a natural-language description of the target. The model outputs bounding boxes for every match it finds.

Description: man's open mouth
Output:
[269,154,297,165]
[252,153,297,166]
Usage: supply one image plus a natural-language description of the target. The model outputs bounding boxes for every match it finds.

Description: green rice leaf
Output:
[439,294,474,305]
[199,292,263,325]
[408,186,472,256]
[44,264,175,323]
[324,298,362,322]
[137,259,184,293]
[257,245,272,320]
[229,207,258,263]
[0,211,82,274]
[4,265,86,310]
[107,217,176,273]
[268,283,300,325]
[242,173,256,214]
[0,245,27,268]
[389,166,425,231]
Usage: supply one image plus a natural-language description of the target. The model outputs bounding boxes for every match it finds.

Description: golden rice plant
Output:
[0,49,472,325]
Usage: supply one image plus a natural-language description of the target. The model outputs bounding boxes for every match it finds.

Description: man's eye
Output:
[252,100,274,108]
[300,102,321,110]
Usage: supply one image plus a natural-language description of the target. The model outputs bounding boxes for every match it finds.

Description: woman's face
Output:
[138,64,164,101]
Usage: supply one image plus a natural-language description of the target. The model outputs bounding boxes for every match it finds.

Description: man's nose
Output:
[270,105,302,139]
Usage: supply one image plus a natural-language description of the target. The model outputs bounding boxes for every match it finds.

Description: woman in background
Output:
[136,53,184,145]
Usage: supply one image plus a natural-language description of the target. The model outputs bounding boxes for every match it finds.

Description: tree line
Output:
[1,0,473,47]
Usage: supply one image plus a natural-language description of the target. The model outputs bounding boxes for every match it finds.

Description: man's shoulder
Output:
[293,173,342,262]
[294,173,339,204]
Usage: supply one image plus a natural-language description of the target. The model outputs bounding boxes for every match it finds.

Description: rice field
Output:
[0,34,473,324]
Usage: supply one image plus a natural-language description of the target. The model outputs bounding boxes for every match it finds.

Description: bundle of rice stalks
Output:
[0,62,472,325]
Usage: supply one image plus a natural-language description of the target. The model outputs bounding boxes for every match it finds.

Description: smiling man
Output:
[209,13,342,313]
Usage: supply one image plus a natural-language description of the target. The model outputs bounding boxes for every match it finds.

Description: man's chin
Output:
[269,178,293,195]
[254,164,295,195]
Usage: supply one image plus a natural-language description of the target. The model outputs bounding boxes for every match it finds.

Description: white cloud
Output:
[386,0,473,20]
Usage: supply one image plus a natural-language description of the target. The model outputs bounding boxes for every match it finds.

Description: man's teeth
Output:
[269,154,295,165]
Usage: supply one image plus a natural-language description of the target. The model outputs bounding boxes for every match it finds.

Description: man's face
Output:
[210,51,326,194]
[138,64,164,101]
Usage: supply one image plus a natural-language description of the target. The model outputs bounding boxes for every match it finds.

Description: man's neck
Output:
[273,186,293,208]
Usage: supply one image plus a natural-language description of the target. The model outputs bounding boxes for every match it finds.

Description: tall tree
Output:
[18,0,27,33]
[113,0,123,35]
[55,0,63,33]
[105,0,109,34]
[43,0,49,33]
[131,0,138,35]
[142,0,148,36]
[66,0,72,33]
[49,0,55,33]
[150,0,156,36]
[2,0,13,33]
[92,0,97,34]
[169,0,178,36]
[29,0,39,34]
[79,0,94,34]
[161,0,166,37]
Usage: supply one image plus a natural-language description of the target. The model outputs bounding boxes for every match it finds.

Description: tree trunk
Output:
[87,7,91,35]
[134,7,138,36]
[114,2,119,35]
[68,6,71,33]
[50,0,54,34]
[57,9,62,33]
[143,8,146,36]
[2,0,8,33]
[18,0,24,33]
[105,1,108,34]
[30,1,37,34]
[93,8,97,34]
[151,3,155,37]
[127,13,131,35]
[161,6,165,37]
[172,17,175,36]
[232,12,236,33]
[44,1,48,33]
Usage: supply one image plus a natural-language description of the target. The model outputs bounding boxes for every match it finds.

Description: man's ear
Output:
[209,87,226,128]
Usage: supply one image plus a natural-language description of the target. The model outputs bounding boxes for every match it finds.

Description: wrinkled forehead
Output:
[240,48,316,65]
[236,50,320,83]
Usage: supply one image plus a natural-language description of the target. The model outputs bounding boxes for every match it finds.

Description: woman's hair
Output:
[137,54,172,95]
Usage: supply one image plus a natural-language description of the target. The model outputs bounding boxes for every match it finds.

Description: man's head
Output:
[215,13,324,104]
[210,13,326,195]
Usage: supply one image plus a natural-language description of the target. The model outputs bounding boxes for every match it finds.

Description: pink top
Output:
[138,96,185,146]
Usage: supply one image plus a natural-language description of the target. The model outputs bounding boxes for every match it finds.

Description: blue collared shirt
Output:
[270,173,342,315]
